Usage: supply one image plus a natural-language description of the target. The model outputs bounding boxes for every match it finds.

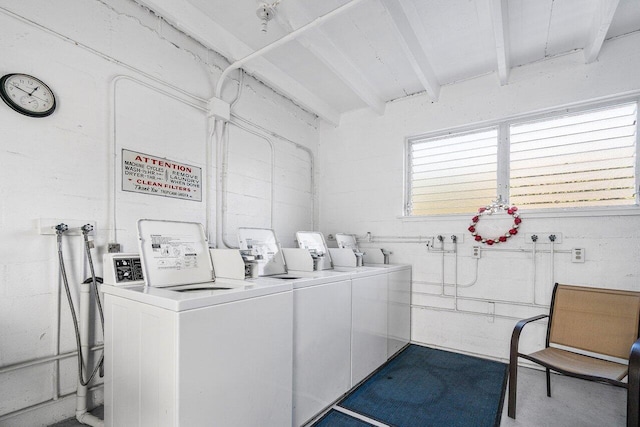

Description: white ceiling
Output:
[138,0,640,125]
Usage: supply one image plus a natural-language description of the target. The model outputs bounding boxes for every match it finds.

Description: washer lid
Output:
[237,227,287,276]
[137,219,213,287]
[335,233,358,250]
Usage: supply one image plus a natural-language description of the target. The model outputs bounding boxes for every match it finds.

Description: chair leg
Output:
[546,368,551,397]
[628,339,640,427]
[630,386,639,427]
[508,354,518,418]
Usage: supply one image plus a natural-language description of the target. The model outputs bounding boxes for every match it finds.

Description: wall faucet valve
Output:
[55,223,68,234]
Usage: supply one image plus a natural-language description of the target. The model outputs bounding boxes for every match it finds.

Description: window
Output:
[510,103,637,209]
[408,128,498,215]
[406,100,639,216]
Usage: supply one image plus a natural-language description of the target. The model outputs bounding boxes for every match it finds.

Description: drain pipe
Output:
[75,278,103,427]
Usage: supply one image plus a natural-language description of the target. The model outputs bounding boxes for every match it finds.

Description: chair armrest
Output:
[628,337,640,427]
[510,314,549,356]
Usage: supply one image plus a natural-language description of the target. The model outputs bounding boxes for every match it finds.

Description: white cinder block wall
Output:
[3,0,640,424]
[0,0,317,425]
[318,32,640,361]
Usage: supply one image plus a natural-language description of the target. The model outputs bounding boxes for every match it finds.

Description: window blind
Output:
[510,103,638,208]
[408,128,498,215]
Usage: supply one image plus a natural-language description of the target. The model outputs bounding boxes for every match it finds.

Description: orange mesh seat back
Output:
[550,285,640,359]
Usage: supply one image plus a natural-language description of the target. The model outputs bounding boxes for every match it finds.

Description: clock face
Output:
[0,74,56,117]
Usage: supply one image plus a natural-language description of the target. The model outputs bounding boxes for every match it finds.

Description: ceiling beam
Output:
[482,0,510,85]
[379,0,440,101]
[276,4,386,115]
[584,0,620,63]
[135,0,342,125]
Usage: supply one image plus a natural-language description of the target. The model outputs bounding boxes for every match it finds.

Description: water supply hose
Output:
[81,225,105,367]
[56,225,103,387]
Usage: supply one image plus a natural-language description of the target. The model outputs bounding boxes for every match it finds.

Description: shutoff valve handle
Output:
[55,223,68,234]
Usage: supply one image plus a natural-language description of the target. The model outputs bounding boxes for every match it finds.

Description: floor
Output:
[50,367,626,427]
[501,366,626,427]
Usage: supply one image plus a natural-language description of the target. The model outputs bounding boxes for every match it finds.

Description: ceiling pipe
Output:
[211,0,367,249]
[214,0,368,99]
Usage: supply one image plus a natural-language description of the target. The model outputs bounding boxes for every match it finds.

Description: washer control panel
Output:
[103,253,145,286]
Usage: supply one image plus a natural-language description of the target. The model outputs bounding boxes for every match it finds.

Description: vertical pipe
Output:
[76,278,105,427]
[215,120,227,248]
[76,283,91,418]
[453,239,459,310]
[52,268,62,401]
[221,120,276,249]
[440,250,446,296]
[549,240,556,291]
[531,240,537,304]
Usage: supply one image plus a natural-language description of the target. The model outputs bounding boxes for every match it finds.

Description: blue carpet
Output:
[313,410,376,427]
[338,345,508,427]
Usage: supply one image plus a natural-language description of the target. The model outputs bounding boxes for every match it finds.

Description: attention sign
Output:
[122,149,202,201]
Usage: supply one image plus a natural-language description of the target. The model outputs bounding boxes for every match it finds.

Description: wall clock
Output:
[0,73,56,117]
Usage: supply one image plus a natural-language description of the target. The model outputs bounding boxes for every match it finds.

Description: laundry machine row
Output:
[100,222,411,427]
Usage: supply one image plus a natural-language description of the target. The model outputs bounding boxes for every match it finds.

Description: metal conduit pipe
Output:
[411,304,549,322]
[110,75,208,243]
[412,257,480,289]
[229,114,316,229]
[440,247,446,296]
[531,239,537,304]
[413,290,550,309]
[212,0,368,246]
[221,120,276,248]
[414,241,572,316]
[453,237,459,310]
[365,239,434,244]
[375,236,432,240]
[547,238,556,305]
[0,346,104,376]
[213,0,369,100]
[412,244,571,292]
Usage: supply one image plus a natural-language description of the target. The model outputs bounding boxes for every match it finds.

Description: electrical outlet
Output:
[472,246,481,259]
[524,233,562,244]
[571,248,585,263]
[38,218,96,235]
[108,243,121,253]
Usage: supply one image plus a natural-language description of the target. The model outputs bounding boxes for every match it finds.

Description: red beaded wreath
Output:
[467,204,522,245]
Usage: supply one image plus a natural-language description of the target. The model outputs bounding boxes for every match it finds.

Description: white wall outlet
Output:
[38,218,96,235]
[472,246,481,259]
[571,248,585,263]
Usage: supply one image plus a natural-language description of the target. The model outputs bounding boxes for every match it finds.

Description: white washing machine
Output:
[237,228,354,426]
[334,233,412,369]
[101,220,293,427]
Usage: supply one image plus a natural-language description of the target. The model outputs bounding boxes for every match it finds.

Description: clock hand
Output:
[29,86,39,95]
[10,83,31,95]
[28,93,47,103]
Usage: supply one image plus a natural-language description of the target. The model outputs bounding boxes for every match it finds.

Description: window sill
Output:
[400,205,640,222]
